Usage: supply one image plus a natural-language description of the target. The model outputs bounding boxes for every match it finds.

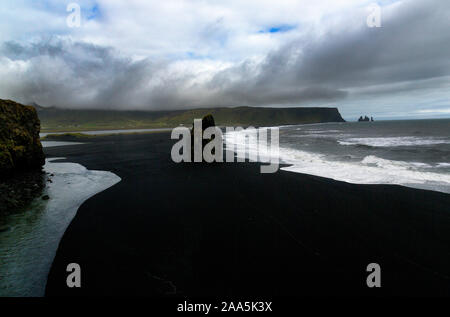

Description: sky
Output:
[0,0,449,120]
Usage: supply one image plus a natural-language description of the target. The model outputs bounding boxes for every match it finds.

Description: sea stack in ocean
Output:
[0,99,45,176]
[190,114,216,162]
[358,115,374,122]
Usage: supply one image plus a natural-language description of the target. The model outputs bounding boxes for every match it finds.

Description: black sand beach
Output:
[44,132,450,297]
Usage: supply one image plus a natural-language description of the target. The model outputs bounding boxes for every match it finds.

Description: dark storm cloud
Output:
[0,39,172,109]
[292,0,450,87]
[0,0,449,110]
[208,0,450,106]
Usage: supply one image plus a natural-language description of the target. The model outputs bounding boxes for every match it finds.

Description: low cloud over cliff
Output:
[0,0,449,118]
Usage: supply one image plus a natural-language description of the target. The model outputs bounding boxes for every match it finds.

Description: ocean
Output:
[226,119,450,194]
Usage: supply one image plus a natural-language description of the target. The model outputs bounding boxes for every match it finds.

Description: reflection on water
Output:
[0,200,48,296]
[0,158,121,297]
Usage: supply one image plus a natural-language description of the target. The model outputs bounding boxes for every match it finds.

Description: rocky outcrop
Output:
[358,115,372,122]
[190,114,217,161]
[1,99,46,215]
[0,99,45,177]
[0,169,45,216]
[358,116,370,122]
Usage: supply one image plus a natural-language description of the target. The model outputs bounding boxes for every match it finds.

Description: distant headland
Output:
[31,104,345,132]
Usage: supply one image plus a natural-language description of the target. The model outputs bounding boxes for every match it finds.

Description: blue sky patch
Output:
[259,25,296,34]
[86,4,100,20]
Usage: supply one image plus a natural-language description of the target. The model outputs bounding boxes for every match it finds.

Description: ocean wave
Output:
[224,129,450,194]
[292,134,347,139]
[280,151,450,193]
[338,136,450,147]
[295,129,343,134]
[361,155,432,169]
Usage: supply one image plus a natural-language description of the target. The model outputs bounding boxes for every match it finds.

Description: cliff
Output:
[37,106,345,131]
[0,99,45,176]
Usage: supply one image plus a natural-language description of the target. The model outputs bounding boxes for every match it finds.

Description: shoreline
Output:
[225,125,450,195]
[43,132,450,296]
[40,128,173,138]
[0,158,120,296]
[40,124,450,195]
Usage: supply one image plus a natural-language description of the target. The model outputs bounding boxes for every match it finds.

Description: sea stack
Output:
[190,114,216,161]
[358,115,371,122]
[0,99,45,176]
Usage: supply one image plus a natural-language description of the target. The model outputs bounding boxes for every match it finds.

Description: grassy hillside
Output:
[36,106,345,132]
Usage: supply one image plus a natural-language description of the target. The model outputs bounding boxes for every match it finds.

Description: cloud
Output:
[0,0,448,118]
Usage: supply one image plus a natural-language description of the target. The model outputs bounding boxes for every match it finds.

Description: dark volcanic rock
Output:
[0,99,46,215]
[0,99,45,176]
[358,115,371,122]
[190,114,217,161]
[0,169,45,216]
[201,114,216,131]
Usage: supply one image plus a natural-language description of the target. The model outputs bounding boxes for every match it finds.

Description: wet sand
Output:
[44,132,450,296]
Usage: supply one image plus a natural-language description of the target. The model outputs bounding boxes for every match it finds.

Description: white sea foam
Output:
[224,128,278,163]
[224,129,450,194]
[295,133,351,139]
[280,150,450,193]
[0,158,121,297]
[339,136,450,147]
